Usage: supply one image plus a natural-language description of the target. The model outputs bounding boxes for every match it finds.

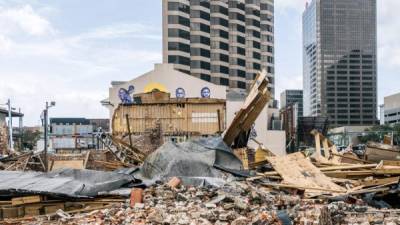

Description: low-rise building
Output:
[48,118,109,152]
[102,63,286,155]
[383,93,400,125]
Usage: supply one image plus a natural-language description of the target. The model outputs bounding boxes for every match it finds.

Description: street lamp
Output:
[43,101,56,172]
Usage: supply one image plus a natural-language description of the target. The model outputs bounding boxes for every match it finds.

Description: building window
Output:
[191,10,210,21]
[168,55,190,66]
[168,2,190,14]
[211,17,229,27]
[220,78,229,86]
[191,60,210,70]
[220,42,229,51]
[237,81,246,89]
[168,15,190,27]
[211,5,228,15]
[253,41,260,49]
[168,42,190,53]
[220,66,229,74]
[252,30,260,38]
[191,35,210,45]
[253,52,261,60]
[237,58,246,66]
[168,28,190,40]
[220,54,229,62]
[219,30,229,39]
[237,36,245,44]
[200,74,211,81]
[237,47,245,55]
[191,48,210,58]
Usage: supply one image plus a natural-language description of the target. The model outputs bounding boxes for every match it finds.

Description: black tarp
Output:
[135,137,244,186]
[0,168,135,198]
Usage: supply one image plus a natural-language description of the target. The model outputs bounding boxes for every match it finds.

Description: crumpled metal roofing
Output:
[0,168,135,198]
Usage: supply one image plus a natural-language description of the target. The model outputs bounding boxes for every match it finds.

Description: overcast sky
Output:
[0,0,399,126]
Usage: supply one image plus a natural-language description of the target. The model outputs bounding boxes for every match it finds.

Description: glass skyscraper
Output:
[303,0,377,126]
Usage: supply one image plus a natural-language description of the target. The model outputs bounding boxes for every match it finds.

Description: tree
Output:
[359,124,400,145]
[22,130,41,150]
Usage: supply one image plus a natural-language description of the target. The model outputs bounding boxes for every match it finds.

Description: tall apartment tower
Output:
[163,0,275,97]
[303,0,377,126]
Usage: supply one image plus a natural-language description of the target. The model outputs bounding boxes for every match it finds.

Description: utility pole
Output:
[19,108,23,150]
[7,99,14,152]
[43,101,55,172]
[43,104,48,171]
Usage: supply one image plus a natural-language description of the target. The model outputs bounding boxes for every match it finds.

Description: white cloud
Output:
[0,35,12,51]
[378,0,400,68]
[0,4,162,125]
[0,5,54,36]
[75,23,161,41]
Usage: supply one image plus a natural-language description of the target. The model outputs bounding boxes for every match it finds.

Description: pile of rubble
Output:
[17,180,400,225]
[0,122,8,156]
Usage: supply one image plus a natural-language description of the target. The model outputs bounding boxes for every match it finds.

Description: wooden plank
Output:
[373,168,400,175]
[50,160,85,171]
[319,164,377,171]
[249,163,377,181]
[24,205,42,216]
[260,182,345,193]
[380,160,400,167]
[360,177,400,188]
[83,151,91,169]
[332,153,373,164]
[12,196,42,206]
[223,70,270,146]
[44,203,65,214]
[266,152,346,193]
[324,170,374,178]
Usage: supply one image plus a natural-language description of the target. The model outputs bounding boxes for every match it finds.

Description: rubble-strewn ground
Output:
[13,181,400,225]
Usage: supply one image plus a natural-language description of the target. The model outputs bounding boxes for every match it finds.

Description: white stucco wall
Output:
[384,92,400,110]
[104,64,227,118]
[103,63,285,154]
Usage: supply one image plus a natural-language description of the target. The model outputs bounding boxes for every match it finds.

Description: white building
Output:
[102,63,286,155]
[383,92,400,125]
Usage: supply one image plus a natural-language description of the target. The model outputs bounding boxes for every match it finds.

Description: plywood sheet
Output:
[51,160,85,171]
[266,152,346,193]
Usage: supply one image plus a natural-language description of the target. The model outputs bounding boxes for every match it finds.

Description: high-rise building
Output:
[163,0,275,97]
[303,0,377,126]
[280,89,303,117]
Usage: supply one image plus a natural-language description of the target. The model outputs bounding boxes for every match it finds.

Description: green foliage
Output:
[358,124,400,144]
[22,129,41,150]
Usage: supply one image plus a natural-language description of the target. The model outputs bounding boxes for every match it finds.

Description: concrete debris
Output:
[0,122,8,155]
[8,181,400,225]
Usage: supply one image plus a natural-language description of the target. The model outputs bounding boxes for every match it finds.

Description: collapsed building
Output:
[102,63,287,156]
[0,70,400,224]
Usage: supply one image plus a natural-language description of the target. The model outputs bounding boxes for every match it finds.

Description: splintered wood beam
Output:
[360,177,400,188]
